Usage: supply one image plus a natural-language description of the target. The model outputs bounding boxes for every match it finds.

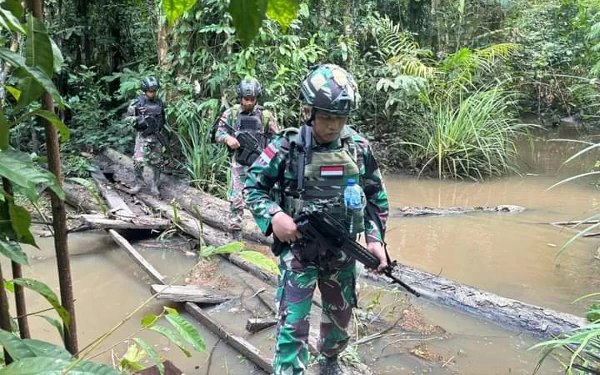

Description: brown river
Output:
[3,126,599,374]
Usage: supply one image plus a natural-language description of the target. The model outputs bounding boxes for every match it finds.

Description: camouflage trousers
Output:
[227,162,247,231]
[273,248,357,375]
[132,133,165,172]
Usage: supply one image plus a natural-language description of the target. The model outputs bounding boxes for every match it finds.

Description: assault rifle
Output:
[221,122,268,166]
[134,107,169,149]
[274,203,420,297]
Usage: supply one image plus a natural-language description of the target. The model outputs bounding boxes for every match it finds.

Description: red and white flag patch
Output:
[320,165,344,177]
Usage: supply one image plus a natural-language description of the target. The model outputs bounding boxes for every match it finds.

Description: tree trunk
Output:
[31,0,78,356]
[0,263,13,364]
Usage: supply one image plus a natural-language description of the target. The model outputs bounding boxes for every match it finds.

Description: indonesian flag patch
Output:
[320,165,344,177]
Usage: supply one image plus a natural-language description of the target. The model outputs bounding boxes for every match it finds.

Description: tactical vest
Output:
[138,96,165,137]
[231,106,271,165]
[282,125,365,239]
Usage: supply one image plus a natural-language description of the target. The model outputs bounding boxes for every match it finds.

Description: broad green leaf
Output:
[4,85,20,101]
[12,278,70,328]
[0,48,64,108]
[34,110,70,142]
[164,312,205,352]
[37,315,64,340]
[119,344,145,371]
[0,149,64,202]
[228,0,267,48]
[141,313,159,328]
[0,329,36,360]
[238,250,280,275]
[162,0,197,26]
[0,237,28,265]
[11,72,44,112]
[8,202,36,246]
[26,15,54,77]
[133,338,164,375]
[149,325,190,357]
[1,0,24,20]
[0,7,24,33]
[50,39,64,73]
[266,0,299,29]
[0,356,121,374]
[20,338,72,361]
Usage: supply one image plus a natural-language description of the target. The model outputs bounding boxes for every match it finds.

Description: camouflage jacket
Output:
[126,96,166,131]
[244,125,389,244]
[214,104,279,143]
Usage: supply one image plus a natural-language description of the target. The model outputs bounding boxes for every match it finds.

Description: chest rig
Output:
[137,96,165,137]
[233,107,269,165]
[281,125,365,262]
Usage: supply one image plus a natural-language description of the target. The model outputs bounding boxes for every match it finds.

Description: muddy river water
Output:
[4,127,600,374]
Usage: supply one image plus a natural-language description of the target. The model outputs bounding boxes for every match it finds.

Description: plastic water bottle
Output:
[344,178,363,235]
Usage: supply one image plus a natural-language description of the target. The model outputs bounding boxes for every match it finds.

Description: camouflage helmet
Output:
[141,76,160,91]
[237,77,262,98]
[300,64,359,115]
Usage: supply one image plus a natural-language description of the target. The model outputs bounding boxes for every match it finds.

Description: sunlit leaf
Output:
[133,338,164,375]
[149,325,190,357]
[141,314,160,328]
[4,85,20,101]
[12,278,70,328]
[266,0,299,29]
[50,39,64,73]
[0,237,28,265]
[228,0,267,48]
[162,0,197,26]
[119,344,146,371]
[164,311,205,352]
[238,250,279,275]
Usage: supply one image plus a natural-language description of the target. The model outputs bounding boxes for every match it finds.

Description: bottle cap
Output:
[346,178,356,186]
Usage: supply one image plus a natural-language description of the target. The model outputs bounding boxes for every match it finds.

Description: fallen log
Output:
[91,169,166,285]
[185,302,273,373]
[392,205,525,217]
[63,182,102,213]
[99,148,271,245]
[386,264,586,338]
[150,284,232,304]
[79,214,170,231]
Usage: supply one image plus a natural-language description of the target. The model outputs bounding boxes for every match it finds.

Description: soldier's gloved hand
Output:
[367,242,387,272]
[225,135,240,149]
[271,212,302,243]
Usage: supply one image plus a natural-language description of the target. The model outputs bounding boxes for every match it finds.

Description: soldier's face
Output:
[145,89,157,99]
[311,110,347,144]
[241,96,257,111]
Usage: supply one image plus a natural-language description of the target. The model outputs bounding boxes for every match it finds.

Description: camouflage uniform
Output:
[244,125,389,375]
[215,104,278,232]
[127,96,167,174]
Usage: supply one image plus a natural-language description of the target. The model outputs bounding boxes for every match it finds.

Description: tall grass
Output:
[168,98,229,197]
[402,86,530,180]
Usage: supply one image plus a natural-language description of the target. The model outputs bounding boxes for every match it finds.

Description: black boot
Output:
[149,168,161,197]
[231,229,242,242]
[128,165,144,194]
[319,356,345,375]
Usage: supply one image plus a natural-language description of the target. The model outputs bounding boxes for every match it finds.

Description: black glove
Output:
[134,115,147,131]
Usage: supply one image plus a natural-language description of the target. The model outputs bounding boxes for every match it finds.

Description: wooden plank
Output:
[185,302,273,374]
[80,214,170,231]
[108,229,165,285]
[91,166,135,218]
[150,284,232,304]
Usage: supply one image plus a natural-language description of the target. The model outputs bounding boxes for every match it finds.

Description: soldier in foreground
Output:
[244,64,389,375]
